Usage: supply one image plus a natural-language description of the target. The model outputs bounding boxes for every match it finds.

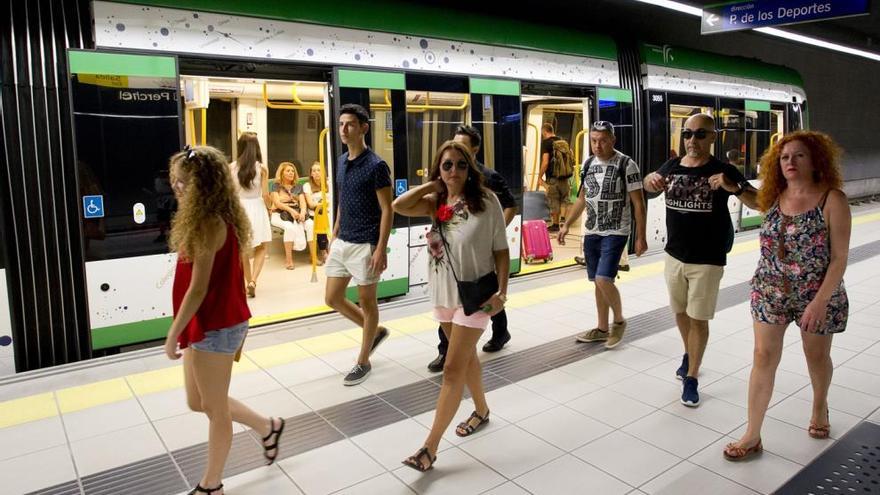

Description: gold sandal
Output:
[723,439,763,462]
[809,408,830,439]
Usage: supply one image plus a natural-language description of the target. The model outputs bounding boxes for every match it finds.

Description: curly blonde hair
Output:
[169,146,252,257]
[275,161,299,186]
[757,130,844,212]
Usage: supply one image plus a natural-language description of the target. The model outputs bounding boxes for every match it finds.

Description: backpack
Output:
[550,139,575,178]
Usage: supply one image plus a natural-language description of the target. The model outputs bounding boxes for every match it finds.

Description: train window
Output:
[267,107,325,178]
[598,99,634,159]
[69,52,181,261]
[718,105,746,176]
[404,90,469,185]
[205,100,233,160]
[744,109,775,180]
[474,94,523,198]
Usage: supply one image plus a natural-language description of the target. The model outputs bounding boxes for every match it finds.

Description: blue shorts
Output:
[584,234,628,282]
[190,321,249,354]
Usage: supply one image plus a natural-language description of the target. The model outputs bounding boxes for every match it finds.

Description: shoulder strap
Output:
[580,155,596,182]
[819,189,833,209]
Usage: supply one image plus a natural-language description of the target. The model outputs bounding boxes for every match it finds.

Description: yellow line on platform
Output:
[1,209,878,429]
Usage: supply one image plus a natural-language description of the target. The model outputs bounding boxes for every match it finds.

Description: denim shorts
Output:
[190,321,249,354]
[583,234,628,282]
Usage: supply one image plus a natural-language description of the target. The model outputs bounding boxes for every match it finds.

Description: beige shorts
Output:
[664,254,724,321]
[545,177,572,211]
[325,239,380,286]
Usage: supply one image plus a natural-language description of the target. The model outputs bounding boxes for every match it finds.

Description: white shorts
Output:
[325,239,380,286]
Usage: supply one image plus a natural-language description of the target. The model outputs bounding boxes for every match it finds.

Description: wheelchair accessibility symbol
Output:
[395,179,408,197]
[83,195,105,219]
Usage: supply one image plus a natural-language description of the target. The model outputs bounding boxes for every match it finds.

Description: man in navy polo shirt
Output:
[325,104,393,386]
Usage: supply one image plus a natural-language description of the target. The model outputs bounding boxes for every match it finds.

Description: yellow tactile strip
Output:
[0,211,876,430]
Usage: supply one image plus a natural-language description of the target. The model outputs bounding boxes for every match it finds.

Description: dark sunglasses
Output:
[182,144,197,161]
[681,129,712,140]
[590,120,614,133]
[441,160,469,172]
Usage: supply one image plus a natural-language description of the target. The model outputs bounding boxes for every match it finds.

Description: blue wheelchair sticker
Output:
[83,195,105,219]
[395,179,408,196]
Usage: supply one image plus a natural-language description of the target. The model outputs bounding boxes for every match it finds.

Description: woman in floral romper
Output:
[724,131,851,461]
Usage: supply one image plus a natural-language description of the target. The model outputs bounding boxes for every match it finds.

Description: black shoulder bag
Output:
[436,220,499,316]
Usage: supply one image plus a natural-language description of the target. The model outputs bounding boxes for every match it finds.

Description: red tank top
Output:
[172,224,251,349]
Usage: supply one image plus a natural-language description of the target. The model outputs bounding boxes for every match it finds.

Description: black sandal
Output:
[188,483,223,494]
[455,410,489,437]
[401,446,436,472]
[262,417,285,465]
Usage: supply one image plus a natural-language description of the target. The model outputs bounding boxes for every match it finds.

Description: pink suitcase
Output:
[522,220,553,263]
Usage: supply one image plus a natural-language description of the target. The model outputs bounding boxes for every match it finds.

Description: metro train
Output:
[0,0,815,372]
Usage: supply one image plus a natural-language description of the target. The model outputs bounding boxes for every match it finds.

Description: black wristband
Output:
[733,184,745,196]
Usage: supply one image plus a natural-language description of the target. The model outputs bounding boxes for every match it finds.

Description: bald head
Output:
[682,113,716,162]
[685,113,715,131]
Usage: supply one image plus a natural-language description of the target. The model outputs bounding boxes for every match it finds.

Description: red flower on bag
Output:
[437,204,454,222]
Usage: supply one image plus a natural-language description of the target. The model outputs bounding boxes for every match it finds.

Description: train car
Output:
[0,0,811,373]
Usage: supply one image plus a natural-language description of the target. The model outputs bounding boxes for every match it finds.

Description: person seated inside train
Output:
[302,161,330,265]
[269,162,315,269]
[726,149,745,176]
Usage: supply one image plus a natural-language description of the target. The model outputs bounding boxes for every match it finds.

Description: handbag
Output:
[436,221,498,316]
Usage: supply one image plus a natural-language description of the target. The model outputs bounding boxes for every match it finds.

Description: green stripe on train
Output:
[470,78,520,96]
[113,0,617,60]
[338,69,405,90]
[598,87,633,103]
[740,215,763,228]
[91,317,172,350]
[345,277,410,303]
[69,51,177,78]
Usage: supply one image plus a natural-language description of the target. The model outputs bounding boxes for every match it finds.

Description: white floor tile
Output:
[70,423,167,476]
[702,376,786,409]
[699,348,751,375]
[518,405,613,452]
[572,431,681,487]
[332,472,415,494]
[566,389,655,429]
[63,398,149,442]
[599,345,670,372]
[622,410,724,458]
[640,460,758,495]
[831,366,880,397]
[359,361,424,395]
[661,395,748,435]
[351,418,450,470]
[730,416,834,465]
[393,447,506,495]
[411,399,511,447]
[767,395,861,440]
[0,445,77,494]
[794,383,880,418]
[612,373,682,408]
[265,358,339,388]
[228,369,284,399]
[459,425,563,478]
[556,357,638,387]
[288,374,372,411]
[730,366,811,396]
[223,464,304,494]
[154,411,246,451]
[840,352,880,376]
[0,416,66,461]
[516,368,599,404]
[484,383,557,423]
[514,454,632,495]
[278,439,384,495]
[690,436,802,494]
[138,387,191,421]
[480,481,531,494]
[239,388,312,420]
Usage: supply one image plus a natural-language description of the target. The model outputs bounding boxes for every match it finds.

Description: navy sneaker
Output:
[676,353,689,381]
[681,376,700,407]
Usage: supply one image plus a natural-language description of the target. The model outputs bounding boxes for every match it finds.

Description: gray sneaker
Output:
[370,326,389,356]
[605,320,627,349]
[576,328,608,343]
[343,363,372,386]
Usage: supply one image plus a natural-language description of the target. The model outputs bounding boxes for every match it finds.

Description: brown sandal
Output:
[401,446,436,472]
[455,410,489,437]
[723,439,763,462]
[809,408,830,439]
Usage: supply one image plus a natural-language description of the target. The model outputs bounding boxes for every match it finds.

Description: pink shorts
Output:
[433,306,491,329]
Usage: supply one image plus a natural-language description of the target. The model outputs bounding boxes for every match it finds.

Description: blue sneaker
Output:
[676,353,689,381]
[681,376,700,407]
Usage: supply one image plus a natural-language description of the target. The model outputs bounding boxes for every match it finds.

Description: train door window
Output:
[68,51,182,261]
[744,100,774,180]
[597,88,634,159]
[334,69,409,300]
[718,99,746,176]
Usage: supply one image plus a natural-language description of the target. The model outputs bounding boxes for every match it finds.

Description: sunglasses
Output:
[182,144,197,161]
[681,129,713,140]
[441,160,469,172]
[590,120,614,133]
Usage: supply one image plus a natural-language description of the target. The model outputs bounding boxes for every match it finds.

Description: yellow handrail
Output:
[310,127,331,282]
[188,109,196,145]
[527,123,540,191]
[372,91,470,111]
[262,82,324,110]
[200,108,207,145]
[573,129,586,174]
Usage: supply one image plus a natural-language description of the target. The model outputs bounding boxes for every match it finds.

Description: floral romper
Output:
[750,191,848,333]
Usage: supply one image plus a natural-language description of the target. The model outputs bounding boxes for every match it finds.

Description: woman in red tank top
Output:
[165,146,285,495]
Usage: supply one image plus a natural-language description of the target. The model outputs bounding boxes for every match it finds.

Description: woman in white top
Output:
[269,162,313,269]
[301,161,330,264]
[231,132,272,297]
[393,140,509,472]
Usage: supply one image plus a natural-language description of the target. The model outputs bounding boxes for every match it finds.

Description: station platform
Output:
[2,203,880,495]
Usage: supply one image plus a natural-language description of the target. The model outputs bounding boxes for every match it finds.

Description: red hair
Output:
[757,130,843,212]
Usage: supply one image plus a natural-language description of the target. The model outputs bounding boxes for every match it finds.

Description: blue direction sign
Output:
[395,178,408,196]
[82,195,105,218]
[702,0,870,34]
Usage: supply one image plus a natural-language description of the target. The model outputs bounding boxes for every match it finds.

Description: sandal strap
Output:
[190,483,224,494]
[403,447,436,471]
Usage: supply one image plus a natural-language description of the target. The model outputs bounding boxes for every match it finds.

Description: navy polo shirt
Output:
[337,148,392,245]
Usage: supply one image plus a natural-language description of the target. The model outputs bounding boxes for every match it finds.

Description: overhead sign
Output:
[702,0,870,34]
